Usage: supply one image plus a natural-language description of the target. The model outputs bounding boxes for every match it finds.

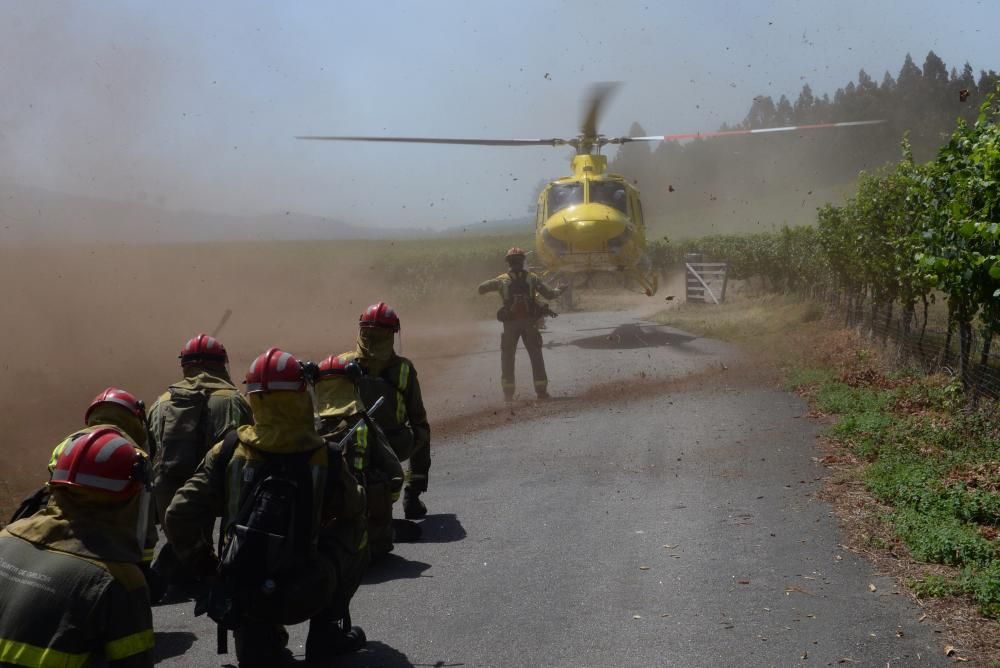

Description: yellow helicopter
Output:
[298,84,883,299]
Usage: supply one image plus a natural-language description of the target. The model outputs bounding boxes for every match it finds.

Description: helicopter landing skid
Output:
[625,266,659,297]
[538,268,658,310]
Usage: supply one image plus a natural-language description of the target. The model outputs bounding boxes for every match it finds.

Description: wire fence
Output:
[818,289,1000,401]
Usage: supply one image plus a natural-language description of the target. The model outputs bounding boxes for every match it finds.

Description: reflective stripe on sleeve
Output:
[142,548,155,563]
[0,638,90,668]
[104,628,154,661]
[354,426,368,473]
[395,363,410,424]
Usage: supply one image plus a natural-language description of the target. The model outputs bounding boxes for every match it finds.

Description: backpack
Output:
[506,271,533,319]
[155,387,212,482]
[208,433,325,628]
[5,486,50,526]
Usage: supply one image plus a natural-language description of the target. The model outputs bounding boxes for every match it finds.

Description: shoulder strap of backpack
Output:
[209,430,241,491]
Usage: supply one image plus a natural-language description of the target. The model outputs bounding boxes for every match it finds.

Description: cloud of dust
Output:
[0,241,488,511]
[0,4,350,244]
[0,5,179,207]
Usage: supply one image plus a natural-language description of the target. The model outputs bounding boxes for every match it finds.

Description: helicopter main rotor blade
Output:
[612,119,885,143]
[580,82,621,140]
[296,135,568,147]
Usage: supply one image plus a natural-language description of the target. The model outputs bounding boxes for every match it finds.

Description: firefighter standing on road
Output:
[315,353,405,559]
[146,334,252,598]
[165,348,367,667]
[338,302,432,521]
[478,247,563,401]
[1,429,155,667]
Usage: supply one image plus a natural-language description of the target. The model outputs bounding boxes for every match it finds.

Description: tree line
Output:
[652,86,1000,390]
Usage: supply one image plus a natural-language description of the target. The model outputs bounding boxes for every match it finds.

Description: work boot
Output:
[503,390,515,402]
[403,489,427,519]
[235,623,293,668]
[391,518,423,542]
[536,390,551,401]
[306,618,367,661]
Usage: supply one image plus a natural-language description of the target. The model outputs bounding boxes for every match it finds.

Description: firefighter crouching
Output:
[315,352,405,559]
[478,247,563,401]
[44,388,160,581]
[0,429,155,667]
[164,348,367,667]
[147,334,253,599]
[339,302,432,521]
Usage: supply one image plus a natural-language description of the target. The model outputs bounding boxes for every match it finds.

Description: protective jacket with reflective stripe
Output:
[339,352,430,458]
[164,431,365,575]
[0,532,153,667]
[478,270,559,306]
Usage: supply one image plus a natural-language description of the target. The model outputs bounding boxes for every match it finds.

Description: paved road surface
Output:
[154,310,949,667]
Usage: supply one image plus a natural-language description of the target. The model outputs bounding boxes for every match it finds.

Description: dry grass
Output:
[653,293,824,346]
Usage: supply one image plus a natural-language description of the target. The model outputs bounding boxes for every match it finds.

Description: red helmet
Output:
[359,302,400,333]
[506,247,526,261]
[85,387,145,423]
[318,354,349,378]
[318,354,364,383]
[245,347,306,393]
[49,427,149,498]
[179,334,228,365]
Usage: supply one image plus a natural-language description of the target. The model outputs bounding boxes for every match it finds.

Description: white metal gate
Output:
[685,255,729,304]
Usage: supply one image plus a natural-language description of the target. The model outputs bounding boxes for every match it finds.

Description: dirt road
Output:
[152,309,950,667]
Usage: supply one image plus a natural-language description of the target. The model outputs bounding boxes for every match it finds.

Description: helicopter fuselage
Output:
[534,154,656,295]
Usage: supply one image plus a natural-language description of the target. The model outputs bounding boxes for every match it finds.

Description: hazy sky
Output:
[1,1,997,231]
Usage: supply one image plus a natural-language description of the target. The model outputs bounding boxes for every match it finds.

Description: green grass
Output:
[806,375,1000,617]
[784,366,835,391]
[911,573,963,598]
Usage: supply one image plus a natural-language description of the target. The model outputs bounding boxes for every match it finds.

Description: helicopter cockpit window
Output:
[589,181,628,214]
[547,182,583,215]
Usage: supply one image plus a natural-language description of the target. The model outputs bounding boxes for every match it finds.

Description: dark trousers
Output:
[501,319,548,397]
[386,428,429,493]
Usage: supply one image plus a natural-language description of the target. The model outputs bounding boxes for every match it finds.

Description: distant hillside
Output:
[0,183,405,244]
